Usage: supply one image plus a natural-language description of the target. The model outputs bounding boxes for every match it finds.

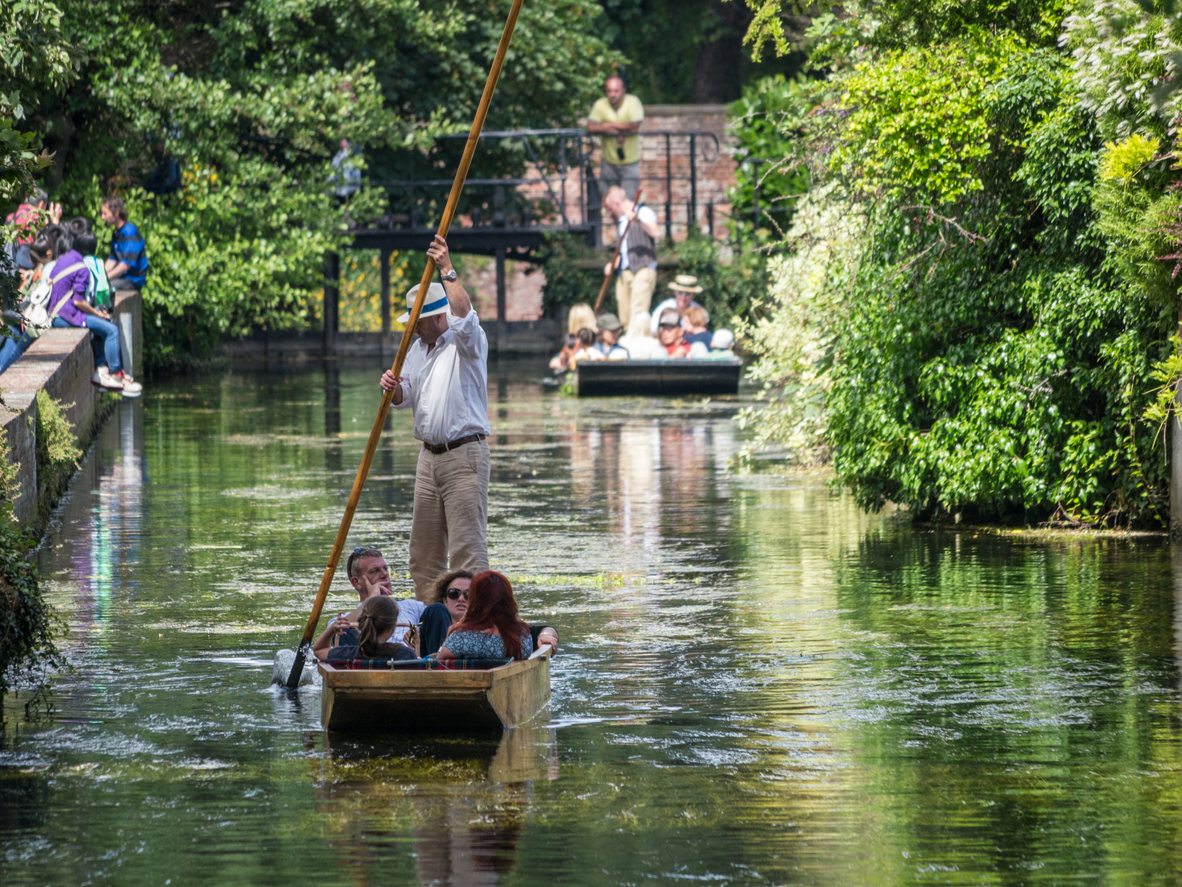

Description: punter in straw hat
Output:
[379,234,491,598]
[648,274,704,335]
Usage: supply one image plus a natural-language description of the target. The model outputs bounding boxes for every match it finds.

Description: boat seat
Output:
[329,657,513,670]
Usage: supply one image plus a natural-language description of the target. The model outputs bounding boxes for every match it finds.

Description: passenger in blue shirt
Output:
[100,196,148,291]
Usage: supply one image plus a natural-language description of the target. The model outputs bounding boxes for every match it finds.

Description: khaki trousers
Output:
[408,439,490,599]
[616,267,657,330]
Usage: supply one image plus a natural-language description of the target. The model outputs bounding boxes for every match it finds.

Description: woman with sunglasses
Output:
[435,571,533,661]
[419,569,473,656]
[420,569,560,657]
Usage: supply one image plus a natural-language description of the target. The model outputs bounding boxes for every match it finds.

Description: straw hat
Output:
[397,282,449,324]
[668,274,703,294]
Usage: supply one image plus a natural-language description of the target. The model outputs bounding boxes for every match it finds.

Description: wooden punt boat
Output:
[574,358,742,397]
[318,646,552,733]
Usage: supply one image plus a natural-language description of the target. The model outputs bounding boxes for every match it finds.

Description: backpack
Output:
[20,259,88,337]
[83,256,111,308]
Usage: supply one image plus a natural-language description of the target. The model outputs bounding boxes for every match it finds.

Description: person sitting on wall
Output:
[656,308,690,359]
[649,275,704,335]
[419,569,560,657]
[34,232,143,396]
[75,231,113,310]
[314,595,417,662]
[593,313,630,360]
[100,196,149,293]
[312,546,427,654]
[0,244,55,374]
[5,189,60,272]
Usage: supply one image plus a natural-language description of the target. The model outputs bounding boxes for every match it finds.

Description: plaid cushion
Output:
[330,657,512,670]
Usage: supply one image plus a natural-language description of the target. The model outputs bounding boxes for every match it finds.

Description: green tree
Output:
[738,0,1182,526]
[10,0,620,367]
[0,0,81,313]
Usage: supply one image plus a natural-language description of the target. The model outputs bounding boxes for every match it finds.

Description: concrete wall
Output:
[0,290,142,528]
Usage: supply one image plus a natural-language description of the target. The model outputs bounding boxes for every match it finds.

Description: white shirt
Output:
[395,597,426,647]
[394,308,490,445]
[618,205,658,271]
[617,334,663,360]
[649,297,702,334]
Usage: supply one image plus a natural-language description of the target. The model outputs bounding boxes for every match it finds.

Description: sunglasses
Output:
[446,588,469,600]
[346,546,377,576]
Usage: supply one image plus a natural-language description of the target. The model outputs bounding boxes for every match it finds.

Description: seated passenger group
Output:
[1,192,146,395]
[549,274,735,372]
[312,546,558,663]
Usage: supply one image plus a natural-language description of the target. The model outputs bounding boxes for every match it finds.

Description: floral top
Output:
[443,630,532,660]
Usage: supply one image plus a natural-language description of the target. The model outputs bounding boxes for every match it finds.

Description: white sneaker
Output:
[119,374,142,397]
[95,367,124,391]
[91,370,103,385]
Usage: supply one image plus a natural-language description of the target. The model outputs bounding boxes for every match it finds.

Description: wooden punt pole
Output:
[286,0,527,689]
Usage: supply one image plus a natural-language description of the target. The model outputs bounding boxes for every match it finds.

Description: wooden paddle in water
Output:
[593,184,644,314]
[284,0,527,690]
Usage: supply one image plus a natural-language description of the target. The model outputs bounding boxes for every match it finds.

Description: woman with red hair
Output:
[435,570,534,661]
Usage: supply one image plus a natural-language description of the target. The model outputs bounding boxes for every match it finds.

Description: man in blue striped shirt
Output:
[100,196,149,291]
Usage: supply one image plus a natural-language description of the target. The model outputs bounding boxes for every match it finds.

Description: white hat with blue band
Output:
[397,282,449,324]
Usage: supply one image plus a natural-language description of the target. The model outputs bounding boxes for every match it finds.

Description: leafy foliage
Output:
[823,48,1178,525]
[672,228,769,327]
[727,74,812,239]
[735,183,863,463]
[536,232,606,319]
[106,167,345,368]
[34,390,79,495]
[0,428,60,696]
[0,0,79,314]
[1063,0,1182,140]
[735,0,1182,527]
[833,35,1026,209]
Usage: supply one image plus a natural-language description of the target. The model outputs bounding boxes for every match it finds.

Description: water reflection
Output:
[311,726,556,886]
[2,363,1181,887]
[49,399,147,637]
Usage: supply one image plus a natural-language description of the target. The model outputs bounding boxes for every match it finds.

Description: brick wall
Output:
[585,104,737,241]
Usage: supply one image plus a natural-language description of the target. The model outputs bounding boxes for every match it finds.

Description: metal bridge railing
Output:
[354,127,728,244]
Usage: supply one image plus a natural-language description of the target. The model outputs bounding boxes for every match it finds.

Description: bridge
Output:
[320,121,732,353]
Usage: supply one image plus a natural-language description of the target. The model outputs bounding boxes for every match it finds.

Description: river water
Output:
[3,361,1182,886]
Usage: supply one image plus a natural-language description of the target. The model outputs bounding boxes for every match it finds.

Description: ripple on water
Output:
[3,367,1181,887]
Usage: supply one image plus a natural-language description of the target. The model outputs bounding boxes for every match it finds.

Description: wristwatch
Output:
[440,269,458,282]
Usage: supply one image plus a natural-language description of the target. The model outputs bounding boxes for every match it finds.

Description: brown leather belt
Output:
[423,433,485,455]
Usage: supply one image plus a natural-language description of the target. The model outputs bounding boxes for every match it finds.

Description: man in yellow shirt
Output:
[587,76,644,197]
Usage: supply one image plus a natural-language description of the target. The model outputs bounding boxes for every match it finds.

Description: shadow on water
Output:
[3,361,1182,886]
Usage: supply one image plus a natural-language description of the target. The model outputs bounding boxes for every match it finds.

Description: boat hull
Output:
[318,653,551,733]
[574,359,741,397]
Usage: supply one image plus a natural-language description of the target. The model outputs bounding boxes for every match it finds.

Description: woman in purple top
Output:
[33,233,140,395]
